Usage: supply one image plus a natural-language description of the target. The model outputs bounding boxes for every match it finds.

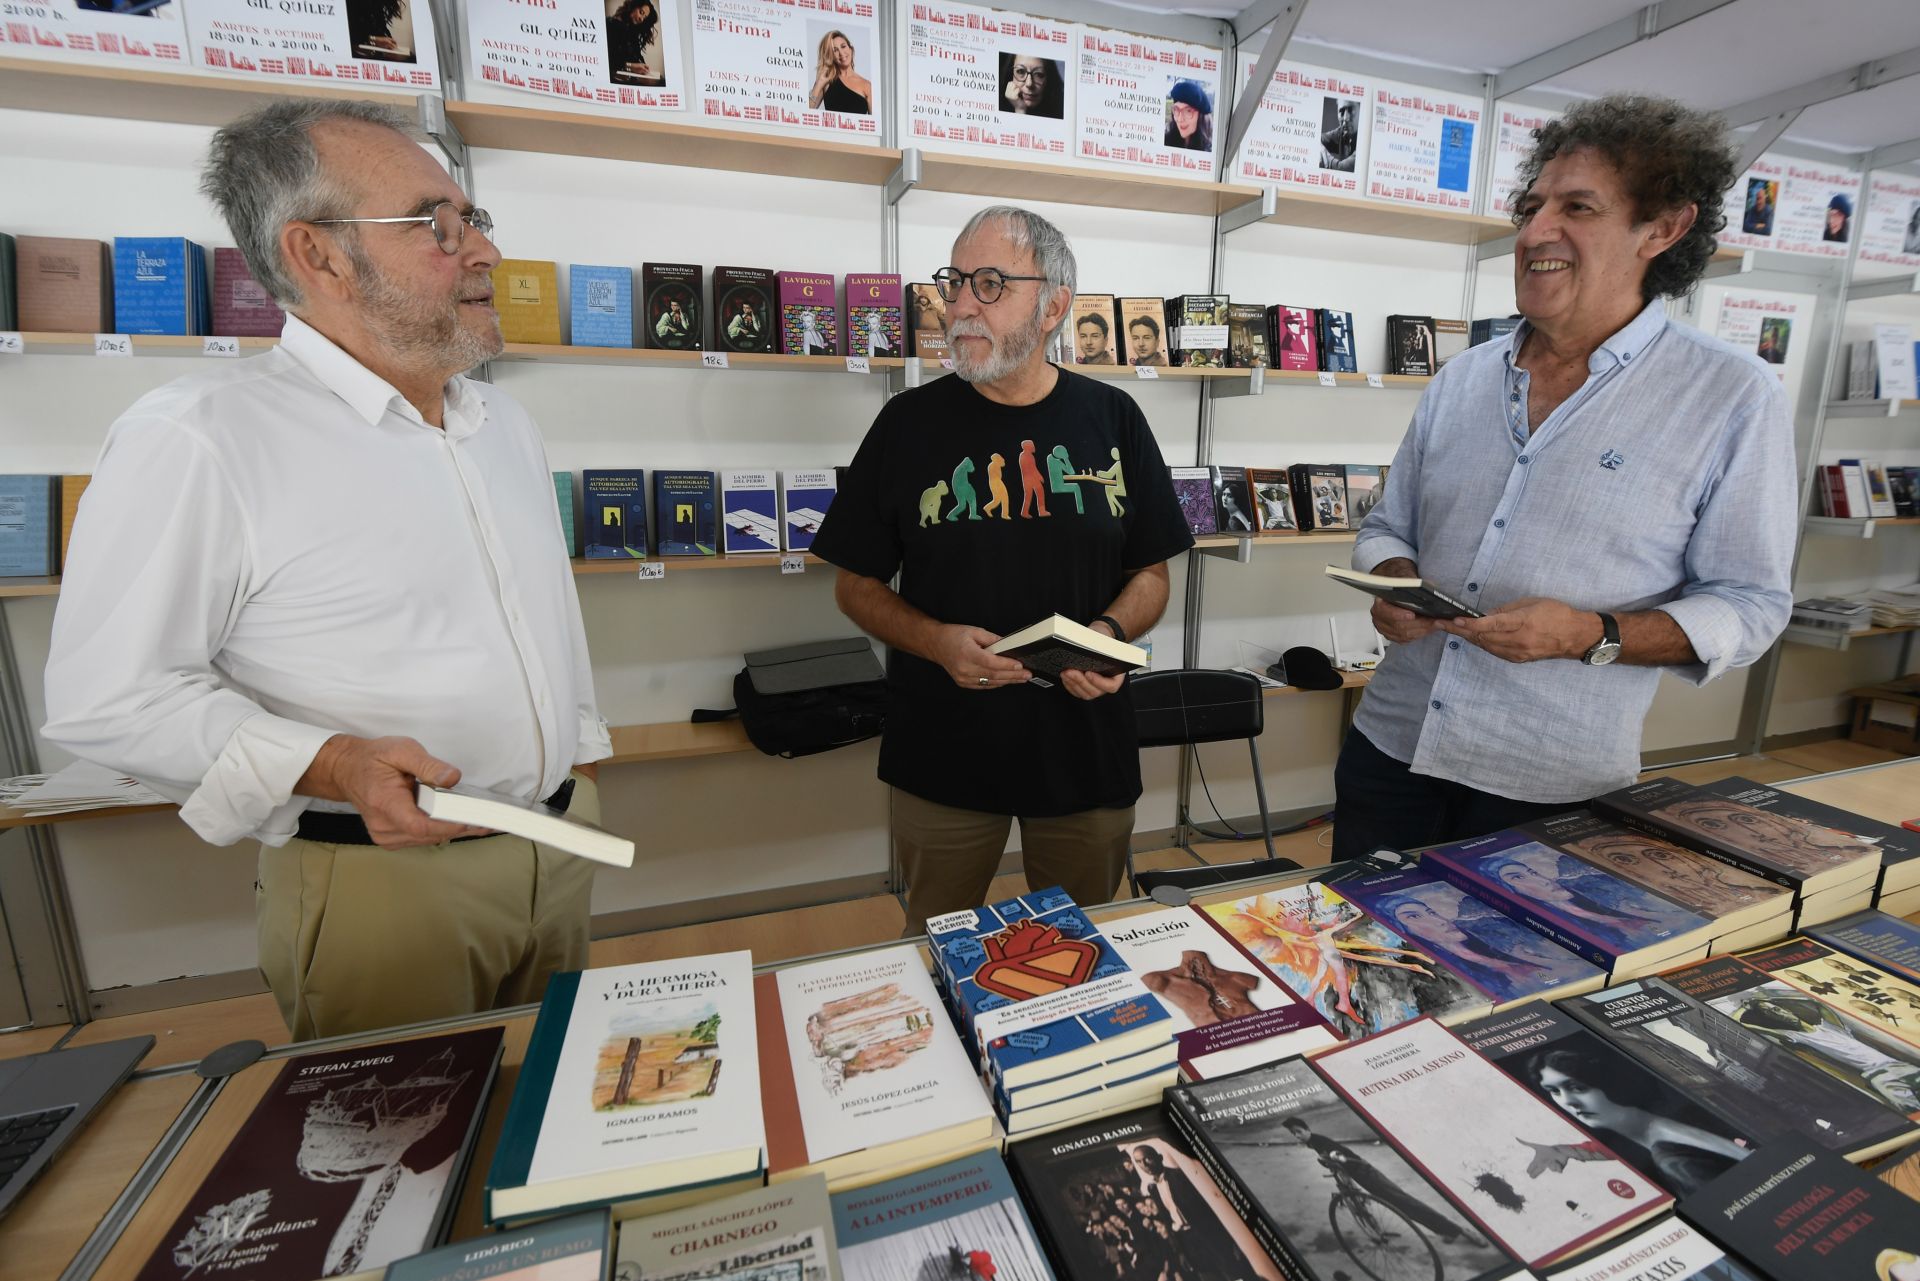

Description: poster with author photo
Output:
[1367,80,1481,211]
[1490,102,1560,216]
[0,0,188,68]
[691,0,881,141]
[187,0,441,89]
[907,1,1074,161]
[1073,26,1221,177]
[1235,55,1370,196]
[466,0,683,114]
[1858,172,1920,271]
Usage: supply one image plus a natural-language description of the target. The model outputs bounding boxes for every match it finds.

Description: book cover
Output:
[720,470,779,554]
[490,259,562,345]
[1471,317,1521,347]
[1272,305,1318,371]
[58,474,89,571]
[1420,831,1714,977]
[1340,868,1607,1008]
[988,616,1147,681]
[485,954,763,1224]
[1101,906,1340,1079]
[387,1208,610,1281]
[643,262,704,351]
[1434,318,1470,366]
[0,475,59,577]
[1455,1003,1759,1197]
[1344,463,1383,524]
[582,469,647,560]
[780,469,837,553]
[1740,936,1920,1053]
[1560,977,1918,1161]
[1807,910,1920,985]
[1663,955,1920,1119]
[1165,1057,1521,1281]
[1201,882,1491,1042]
[1170,467,1217,537]
[567,264,633,349]
[1317,309,1357,373]
[1677,1137,1920,1281]
[136,1028,503,1281]
[211,247,286,338]
[755,944,992,1185]
[1006,1104,1282,1280]
[614,1176,841,1280]
[1593,778,1881,900]
[1226,301,1268,368]
[1542,1216,1762,1281]
[777,272,838,356]
[1521,811,1791,936]
[16,235,111,333]
[845,272,904,358]
[1168,294,1229,367]
[1069,293,1118,365]
[997,1059,1176,1138]
[1387,315,1437,376]
[1247,467,1297,533]
[829,1151,1054,1281]
[1119,297,1169,366]
[713,266,775,354]
[907,283,949,361]
[1211,465,1256,534]
[1695,776,1920,898]
[113,237,201,336]
[1313,1018,1672,1268]
[654,471,718,557]
[553,471,578,558]
[1289,463,1350,531]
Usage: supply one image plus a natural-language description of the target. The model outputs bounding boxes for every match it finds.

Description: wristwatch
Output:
[1582,612,1622,666]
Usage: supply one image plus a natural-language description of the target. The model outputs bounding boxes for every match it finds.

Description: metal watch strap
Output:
[1094,614,1127,643]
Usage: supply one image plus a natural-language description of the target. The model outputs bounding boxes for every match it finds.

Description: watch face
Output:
[1588,641,1622,666]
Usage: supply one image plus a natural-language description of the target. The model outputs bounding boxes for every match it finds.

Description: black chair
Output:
[1129,669,1300,897]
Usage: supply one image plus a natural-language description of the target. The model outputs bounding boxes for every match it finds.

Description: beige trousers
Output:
[256,773,600,1041]
[890,786,1134,936]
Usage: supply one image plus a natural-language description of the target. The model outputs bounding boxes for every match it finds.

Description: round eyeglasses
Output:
[308,201,494,256]
[932,266,1049,305]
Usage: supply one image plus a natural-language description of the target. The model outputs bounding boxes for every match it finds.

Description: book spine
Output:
[1163,1098,1313,1281]
[753,973,809,1176]
[484,970,579,1220]
[1589,799,1800,893]
[1421,856,1620,972]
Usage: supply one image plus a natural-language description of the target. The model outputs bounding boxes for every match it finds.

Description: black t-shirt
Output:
[811,368,1193,816]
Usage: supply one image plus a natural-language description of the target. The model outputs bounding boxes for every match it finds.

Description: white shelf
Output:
[1803,515,1920,539]
[1783,623,1918,652]
[1825,399,1915,419]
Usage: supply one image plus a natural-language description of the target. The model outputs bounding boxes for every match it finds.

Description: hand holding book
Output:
[298,733,487,848]
[1437,597,1598,663]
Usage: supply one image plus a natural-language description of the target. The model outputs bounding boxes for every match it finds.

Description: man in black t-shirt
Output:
[811,207,1193,934]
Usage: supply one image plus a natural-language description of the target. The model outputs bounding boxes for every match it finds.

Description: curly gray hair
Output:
[1512,94,1738,303]
[955,205,1078,345]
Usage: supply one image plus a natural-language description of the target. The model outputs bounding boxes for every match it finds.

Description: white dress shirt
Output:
[43,315,611,847]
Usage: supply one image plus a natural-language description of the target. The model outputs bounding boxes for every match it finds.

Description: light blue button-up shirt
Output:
[1351,298,1797,803]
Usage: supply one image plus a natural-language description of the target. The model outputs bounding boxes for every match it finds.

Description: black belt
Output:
[295,778,576,846]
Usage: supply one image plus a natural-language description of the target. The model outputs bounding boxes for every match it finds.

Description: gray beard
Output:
[947,297,1049,384]
[349,245,503,375]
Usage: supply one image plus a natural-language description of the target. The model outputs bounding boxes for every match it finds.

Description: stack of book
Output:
[927,888,1178,1137]
[1696,777,1920,915]
[1867,582,1920,630]
[1791,596,1874,634]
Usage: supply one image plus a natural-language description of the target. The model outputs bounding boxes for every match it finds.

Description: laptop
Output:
[0,1034,153,1218]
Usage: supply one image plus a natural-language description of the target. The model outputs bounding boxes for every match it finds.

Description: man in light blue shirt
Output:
[1336,95,1797,860]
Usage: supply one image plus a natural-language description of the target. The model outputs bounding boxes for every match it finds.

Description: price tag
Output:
[1365,372,1385,388]
[94,334,133,358]
[780,554,806,575]
[636,561,666,581]
[1134,364,1159,380]
[701,351,730,370]
[844,356,870,375]
[0,333,22,355]
[1316,371,1337,387]
[203,336,241,358]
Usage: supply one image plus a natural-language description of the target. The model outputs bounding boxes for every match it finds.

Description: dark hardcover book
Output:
[0,475,59,577]
[113,237,203,336]
[1543,1215,1763,1281]
[1456,1002,1760,1197]
[387,1208,611,1281]
[1340,868,1606,1008]
[1592,778,1881,901]
[713,265,775,354]
[845,272,903,358]
[1891,465,1918,517]
[1561,976,1920,1162]
[777,271,838,356]
[1695,776,1920,900]
[211,247,286,338]
[1247,467,1296,533]
[1322,565,1482,619]
[1677,1137,1920,1280]
[1471,316,1521,347]
[0,232,13,331]
[567,264,634,349]
[1166,1057,1525,1281]
[1211,465,1256,535]
[642,261,703,351]
[135,1028,503,1281]
[1168,293,1229,368]
[1386,314,1436,376]
[988,614,1147,681]
[1226,301,1268,368]
[907,282,949,361]
[830,1151,1055,1281]
[1272,305,1317,371]
[1420,830,1714,978]
[1007,1104,1282,1280]
[1663,954,1920,1119]
[1807,910,1920,985]
[1316,308,1357,373]
[653,470,717,556]
[1171,466,1217,537]
[16,235,112,333]
[581,469,647,559]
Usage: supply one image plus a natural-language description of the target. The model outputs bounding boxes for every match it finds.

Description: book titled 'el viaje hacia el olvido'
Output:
[485,953,764,1224]
[135,1027,503,1281]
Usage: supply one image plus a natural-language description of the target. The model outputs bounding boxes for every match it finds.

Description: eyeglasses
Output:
[308,201,494,255]
[1010,65,1048,82]
[933,266,1049,305]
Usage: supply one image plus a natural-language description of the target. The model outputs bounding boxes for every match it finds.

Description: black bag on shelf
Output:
[693,637,887,758]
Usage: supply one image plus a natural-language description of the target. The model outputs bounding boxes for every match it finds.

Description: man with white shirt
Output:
[42,99,610,1040]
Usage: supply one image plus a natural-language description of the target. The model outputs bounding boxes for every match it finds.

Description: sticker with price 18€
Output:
[203,336,241,358]
[1366,373,1385,388]
[1134,364,1159,380]
[1316,371,1337,387]
[780,554,806,575]
[636,561,666,581]
[701,351,729,370]
[94,334,133,357]
[844,356,870,375]
[0,333,22,355]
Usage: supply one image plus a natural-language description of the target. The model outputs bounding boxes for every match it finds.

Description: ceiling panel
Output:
[1785,75,1920,153]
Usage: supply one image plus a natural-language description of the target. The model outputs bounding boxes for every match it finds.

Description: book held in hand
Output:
[989,614,1148,680]
[417,784,634,868]
[1324,564,1481,618]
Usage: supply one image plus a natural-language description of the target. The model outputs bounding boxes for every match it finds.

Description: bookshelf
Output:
[1783,623,1919,653]
[907,151,1259,219]
[1221,183,1515,245]
[1803,515,1920,539]
[0,54,416,127]
[1823,399,1915,419]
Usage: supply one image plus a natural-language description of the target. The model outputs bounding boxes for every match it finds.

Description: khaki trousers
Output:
[891,787,1134,936]
[256,773,600,1041]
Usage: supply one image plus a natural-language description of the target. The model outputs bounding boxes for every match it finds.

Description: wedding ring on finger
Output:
[977,676,991,687]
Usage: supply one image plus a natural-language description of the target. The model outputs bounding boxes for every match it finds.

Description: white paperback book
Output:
[1874,323,1917,401]
[417,784,634,867]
